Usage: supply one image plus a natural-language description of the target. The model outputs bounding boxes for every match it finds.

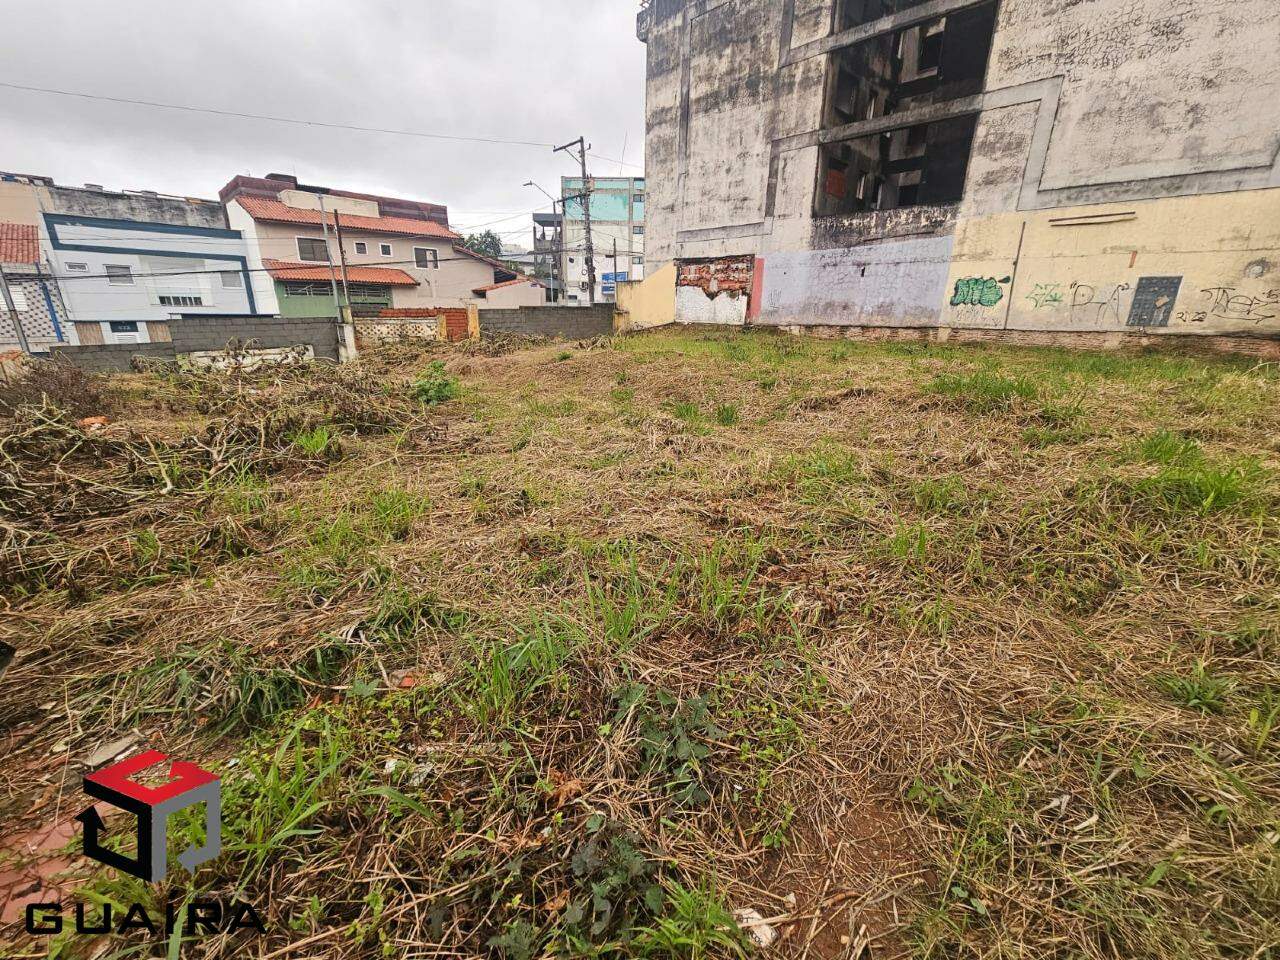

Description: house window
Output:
[354,241,368,255]
[633,257,644,265]
[347,283,391,303]
[414,247,439,269]
[379,243,393,257]
[568,257,576,264]
[633,194,644,203]
[632,226,644,235]
[105,264,134,285]
[159,295,204,307]
[297,237,330,262]
[282,281,328,297]
[9,288,28,311]
[220,271,243,288]
[66,262,88,272]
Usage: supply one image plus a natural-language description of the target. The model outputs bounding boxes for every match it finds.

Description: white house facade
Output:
[43,213,255,345]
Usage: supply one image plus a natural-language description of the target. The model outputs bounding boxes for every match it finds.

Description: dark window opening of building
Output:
[815,113,979,215]
[825,1,996,128]
[816,0,996,215]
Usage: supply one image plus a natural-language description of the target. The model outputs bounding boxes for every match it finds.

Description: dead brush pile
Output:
[0,352,444,597]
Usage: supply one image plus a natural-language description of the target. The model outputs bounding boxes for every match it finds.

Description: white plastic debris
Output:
[734,908,778,949]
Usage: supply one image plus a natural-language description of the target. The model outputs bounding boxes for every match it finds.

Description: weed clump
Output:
[411,360,460,405]
[929,370,1038,411]
[1154,660,1236,713]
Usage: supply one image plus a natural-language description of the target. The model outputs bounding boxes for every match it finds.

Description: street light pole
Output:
[524,181,561,303]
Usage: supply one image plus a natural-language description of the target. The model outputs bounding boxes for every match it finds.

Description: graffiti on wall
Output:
[1126,276,1182,328]
[950,276,1011,308]
[1069,282,1132,325]
[1189,286,1280,325]
[1025,283,1064,309]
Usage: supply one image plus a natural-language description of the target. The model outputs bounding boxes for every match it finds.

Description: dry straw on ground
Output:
[1,330,1277,959]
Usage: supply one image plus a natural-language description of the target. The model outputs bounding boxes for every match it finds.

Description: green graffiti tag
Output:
[950,276,1012,308]
[1026,283,1064,309]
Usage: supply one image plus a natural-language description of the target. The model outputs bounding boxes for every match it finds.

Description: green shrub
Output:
[411,361,460,405]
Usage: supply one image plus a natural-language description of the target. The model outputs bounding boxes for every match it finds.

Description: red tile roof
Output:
[453,245,516,273]
[263,259,418,286]
[237,196,458,240]
[0,222,39,265]
[473,277,546,294]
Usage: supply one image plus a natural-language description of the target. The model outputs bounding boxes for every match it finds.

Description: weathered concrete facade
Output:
[638,0,1280,345]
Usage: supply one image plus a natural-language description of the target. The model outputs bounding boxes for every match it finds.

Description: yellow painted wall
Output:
[615,262,676,331]
[942,189,1280,335]
[0,181,40,226]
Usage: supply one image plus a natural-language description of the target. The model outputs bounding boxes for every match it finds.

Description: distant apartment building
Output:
[638,0,1280,347]
[221,174,544,317]
[560,177,645,304]
[532,211,563,300]
[0,220,68,352]
[0,172,255,346]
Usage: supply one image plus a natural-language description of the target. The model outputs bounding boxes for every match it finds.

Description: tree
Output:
[462,230,503,260]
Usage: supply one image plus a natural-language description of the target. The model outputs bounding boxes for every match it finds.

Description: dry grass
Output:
[1,329,1278,959]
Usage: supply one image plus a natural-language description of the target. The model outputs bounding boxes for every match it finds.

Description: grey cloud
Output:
[0,0,646,238]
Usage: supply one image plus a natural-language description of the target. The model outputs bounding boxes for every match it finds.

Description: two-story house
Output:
[1,173,257,346]
[221,174,544,317]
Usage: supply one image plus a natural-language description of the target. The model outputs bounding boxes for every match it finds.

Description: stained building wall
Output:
[638,0,1280,343]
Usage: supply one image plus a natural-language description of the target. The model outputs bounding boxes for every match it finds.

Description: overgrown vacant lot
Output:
[2,329,1278,959]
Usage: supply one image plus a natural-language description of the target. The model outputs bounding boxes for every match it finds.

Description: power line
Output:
[587,152,644,171]
[41,247,603,283]
[0,80,557,149]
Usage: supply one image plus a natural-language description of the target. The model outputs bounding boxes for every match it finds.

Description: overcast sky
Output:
[0,0,647,245]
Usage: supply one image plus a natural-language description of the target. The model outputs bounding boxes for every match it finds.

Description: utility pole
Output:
[332,210,353,310]
[554,136,596,306]
[611,238,618,303]
[0,264,31,355]
[316,195,344,317]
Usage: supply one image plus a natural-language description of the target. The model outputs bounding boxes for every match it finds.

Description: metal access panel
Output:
[1127,276,1183,328]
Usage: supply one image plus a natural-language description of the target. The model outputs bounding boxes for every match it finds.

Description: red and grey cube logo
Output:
[76,750,220,882]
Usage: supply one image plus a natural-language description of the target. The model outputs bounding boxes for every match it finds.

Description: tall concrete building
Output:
[561,176,646,304]
[637,0,1280,348]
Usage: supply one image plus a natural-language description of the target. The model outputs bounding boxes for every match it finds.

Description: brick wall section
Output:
[355,318,439,350]
[377,307,469,342]
[169,316,340,361]
[49,342,176,372]
[50,316,341,371]
[781,324,1280,360]
[478,305,615,340]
